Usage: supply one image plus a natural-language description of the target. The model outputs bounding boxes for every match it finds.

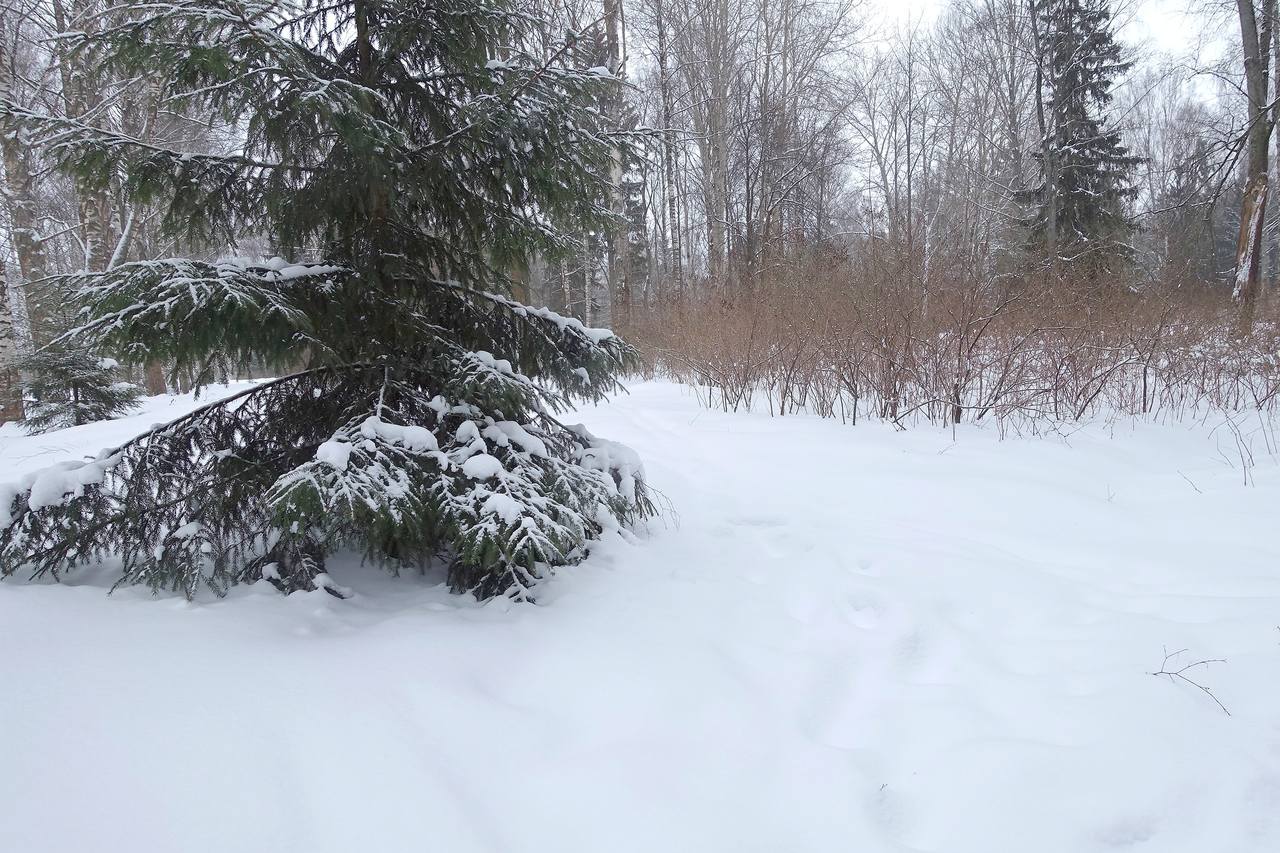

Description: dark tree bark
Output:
[1233,0,1277,327]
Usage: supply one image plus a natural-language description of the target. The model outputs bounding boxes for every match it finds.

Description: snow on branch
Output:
[60,257,343,370]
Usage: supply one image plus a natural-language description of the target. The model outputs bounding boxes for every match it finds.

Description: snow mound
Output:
[570,424,644,502]
[461,452,503,480]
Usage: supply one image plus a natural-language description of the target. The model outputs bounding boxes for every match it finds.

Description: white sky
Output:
[866,0,1216,58]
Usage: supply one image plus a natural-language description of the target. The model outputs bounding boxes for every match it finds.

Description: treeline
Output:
[0,0,239,422]
[3,0,1280,426]
[519,0,1278,324]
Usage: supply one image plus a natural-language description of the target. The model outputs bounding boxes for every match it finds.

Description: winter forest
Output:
[8,1,1280,436]
[3,1,1280,851]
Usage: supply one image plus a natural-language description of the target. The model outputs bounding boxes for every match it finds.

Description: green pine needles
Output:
[0,0,653,599]
[1026,0,1141,271]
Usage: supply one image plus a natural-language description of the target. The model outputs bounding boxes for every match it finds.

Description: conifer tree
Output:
[1153,139,1220,282]
[1027,0,1141,270]
[0,0,653,599]
[15,346,143,434]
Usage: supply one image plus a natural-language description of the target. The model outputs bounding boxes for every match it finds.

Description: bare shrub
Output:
[628,254,1280,434]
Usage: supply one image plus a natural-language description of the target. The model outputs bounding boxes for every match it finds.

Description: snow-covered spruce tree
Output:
[0,0,653,599]
[14,346,143,434]
[1026,0,1141,271]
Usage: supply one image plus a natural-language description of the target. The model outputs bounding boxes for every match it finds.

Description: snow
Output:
[217,255,342,281]
[169,521,204,540]
[22,453,121,513]
[315,439,353,471]
[506,299,618,345]
[454,418,485,453]
[484,420,549,457]
[357,416,439,453]
[461,452,503,480]
[3,381,1280,852]
[572,423,644,502]
[480,491,524,524]
[469,349,514,376]
[276,263,342,280]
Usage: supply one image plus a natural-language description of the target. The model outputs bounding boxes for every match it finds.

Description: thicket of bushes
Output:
[628,256,1280,435]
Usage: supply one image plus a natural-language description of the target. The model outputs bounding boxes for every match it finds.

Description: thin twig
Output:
[1149,646,1230,716]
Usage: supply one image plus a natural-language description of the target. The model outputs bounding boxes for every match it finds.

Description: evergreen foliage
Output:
[1153,139,1226,282]
[14,346,143,434]
[0,0,653,599]
[1027,0,1141,269]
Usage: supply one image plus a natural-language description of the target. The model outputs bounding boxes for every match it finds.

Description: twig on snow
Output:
[1149,646,1230,716]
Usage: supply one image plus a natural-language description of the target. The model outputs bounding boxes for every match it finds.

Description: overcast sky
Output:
[866,0,1217,57]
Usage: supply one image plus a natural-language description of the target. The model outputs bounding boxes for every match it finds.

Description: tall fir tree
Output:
[1027,0,1141,271]
[0,0,653,599]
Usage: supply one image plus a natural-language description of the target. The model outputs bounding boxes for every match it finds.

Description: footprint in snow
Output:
[896,628,928,662]
[869,783,912,842]
[1095,815,1156,847]
[846,594,883,629]
[853,557,881,577]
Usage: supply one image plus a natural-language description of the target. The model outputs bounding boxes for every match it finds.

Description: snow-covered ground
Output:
[3,381,1280,853]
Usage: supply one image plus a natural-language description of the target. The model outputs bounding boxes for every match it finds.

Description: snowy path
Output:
[3,381,1280,852]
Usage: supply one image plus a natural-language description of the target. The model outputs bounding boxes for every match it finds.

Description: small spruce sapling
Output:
[15,346,143,434]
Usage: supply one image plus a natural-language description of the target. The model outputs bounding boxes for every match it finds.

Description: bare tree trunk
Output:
[1234,0,1276,327]
[0,11,43,420]
[1029,0,1057,263]
[581,238,594,324]
[0,257,23,422]
[1,117,48,335]
[144,361,167,396]
[51,0,116,273]
[560,260,571,318]
[699,115,729,280]
[655,0,683,293]
[603,0,625,327]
